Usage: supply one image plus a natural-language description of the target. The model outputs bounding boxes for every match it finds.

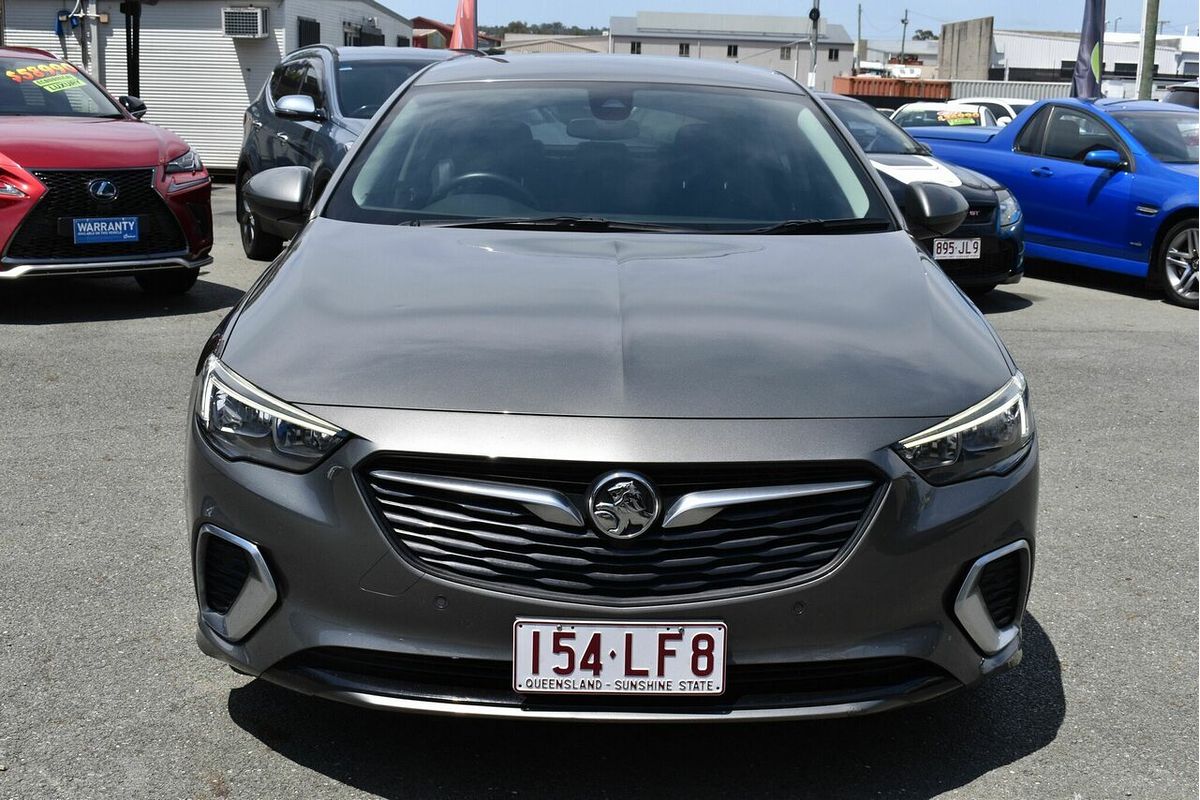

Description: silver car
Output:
[189,55,1038,721]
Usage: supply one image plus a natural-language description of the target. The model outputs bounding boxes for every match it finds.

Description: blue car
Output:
[908,98,1198,307]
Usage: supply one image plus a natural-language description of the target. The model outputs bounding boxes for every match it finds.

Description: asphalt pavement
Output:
[0,185,1196,799]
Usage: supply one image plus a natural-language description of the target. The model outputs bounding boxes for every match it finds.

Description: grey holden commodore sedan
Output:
[188,55,1038,721]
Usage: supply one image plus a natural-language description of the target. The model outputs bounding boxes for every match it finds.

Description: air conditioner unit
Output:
[222,7,269,39]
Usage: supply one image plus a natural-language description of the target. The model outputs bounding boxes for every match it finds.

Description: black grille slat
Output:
[360,455,878,599]
[978,552,1023,628]
[362,458,880,601]
[203,536,251,614]
[5,169,186,261]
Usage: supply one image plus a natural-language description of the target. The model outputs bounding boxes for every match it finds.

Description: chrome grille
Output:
[361,457,882,601]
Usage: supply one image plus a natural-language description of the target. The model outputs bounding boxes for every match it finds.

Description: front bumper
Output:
[0,253,212,279]
[930,219,1025,288]
[186,412,1038,722]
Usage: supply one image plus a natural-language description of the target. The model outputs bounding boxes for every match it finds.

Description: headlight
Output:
[0,180,26,198]
[196,356,347,471]
[166,149,202,174]
[895,373,1033,485]
[996,189,1021,227]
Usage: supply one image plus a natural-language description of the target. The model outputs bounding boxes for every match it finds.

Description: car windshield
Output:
[894,108,986,128]
[0,56,123,118]
[324,81,892,231]
[826,99,924,154]
[336,60,429,119]
[1113,111,1199,163]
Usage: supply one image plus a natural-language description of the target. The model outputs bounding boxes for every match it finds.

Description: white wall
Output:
[611,37,848,90]
[285,0,412,50]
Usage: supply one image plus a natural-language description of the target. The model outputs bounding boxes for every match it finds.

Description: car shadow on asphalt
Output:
[971,288,1034,315]
[1021,259,1163,302]
[226,615,1064,800]
[0,276,243,324]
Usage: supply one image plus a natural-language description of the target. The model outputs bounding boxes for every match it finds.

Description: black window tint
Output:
[1014,106,1051,153]
[1043,107,1121,161]
[272,61,306,103]
[298,61,325,108]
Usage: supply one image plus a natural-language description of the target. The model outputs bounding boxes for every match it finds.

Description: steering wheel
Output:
[430,172,538,208]
[351,104,382,118]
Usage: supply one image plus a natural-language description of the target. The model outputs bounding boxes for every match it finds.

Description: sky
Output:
[381,1,1199,36]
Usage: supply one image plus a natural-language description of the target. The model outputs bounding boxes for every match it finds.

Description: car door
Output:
[260,60,307,171]
[277,58,330,172]
[1004,104,1134,259]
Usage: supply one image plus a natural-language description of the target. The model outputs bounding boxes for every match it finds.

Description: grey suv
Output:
[194,55,1038,722]
[237,45,456,260]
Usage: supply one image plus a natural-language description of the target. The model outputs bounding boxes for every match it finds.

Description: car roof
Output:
[1092,97,1188,113]
[896,101,977,110]
[0,46,59,60]
[416,54,803,92]
[284,45,458,64]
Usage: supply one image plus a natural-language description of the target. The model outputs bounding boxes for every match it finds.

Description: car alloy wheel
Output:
[1162,223,1200,308]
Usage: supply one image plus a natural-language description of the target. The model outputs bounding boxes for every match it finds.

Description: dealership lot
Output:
[0,185,1196,799]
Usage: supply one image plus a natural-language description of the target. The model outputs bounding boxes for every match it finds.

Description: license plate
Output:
[72,216,140,244]
[513,619,727,695]
[933,237,981,260]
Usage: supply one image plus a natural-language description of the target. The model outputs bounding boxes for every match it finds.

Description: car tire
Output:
[136,268,199,295]
[238,172,284,262]
[1157,220,1199,309]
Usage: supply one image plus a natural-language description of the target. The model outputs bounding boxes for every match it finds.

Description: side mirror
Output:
[905,182,969,236]
[119,95,147,119]
[243,166,313,236]
[275,94,323,120]
[1083,149,1125,170]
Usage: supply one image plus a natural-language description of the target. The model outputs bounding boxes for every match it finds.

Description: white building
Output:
[608,11,852,91]
[501,33,609,55]
[0,1,413,170]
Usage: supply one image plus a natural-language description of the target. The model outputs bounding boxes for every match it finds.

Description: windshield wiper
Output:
[741,218,894,235]
[406,216,692,232]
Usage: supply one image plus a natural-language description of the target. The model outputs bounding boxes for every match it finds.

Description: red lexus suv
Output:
[0,47,212,294]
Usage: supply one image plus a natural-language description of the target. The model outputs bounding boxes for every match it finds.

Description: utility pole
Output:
[807,1,820,89]
[855,3,862,73]
[1157,20,1170,34]
[899,9,909,64]
[1136,0,1160,100]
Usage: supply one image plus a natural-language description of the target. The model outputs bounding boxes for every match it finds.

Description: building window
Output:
[344,24,362,46]
[1059,60,1075,78]
[397,35,411,47]
[630,41,642,55]
[1114,62,1137,75]
[679,43,690,57]
[727,44,738,57]
[780,46,792,60]
[297,18,320,47]
[828,48,840,61]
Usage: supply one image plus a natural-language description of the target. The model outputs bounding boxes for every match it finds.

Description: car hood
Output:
[221,220,1013,420]
[869,154,1001,193]
[0,116,189,169]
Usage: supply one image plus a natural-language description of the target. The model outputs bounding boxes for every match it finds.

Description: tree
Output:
[913,28,939,40]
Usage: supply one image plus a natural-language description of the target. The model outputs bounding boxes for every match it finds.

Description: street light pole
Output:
[808,1,820,88]
[1135,0,1160,99]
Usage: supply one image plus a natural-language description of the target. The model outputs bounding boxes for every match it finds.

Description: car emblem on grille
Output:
[587,471,660,540]
[87,179,119,202]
